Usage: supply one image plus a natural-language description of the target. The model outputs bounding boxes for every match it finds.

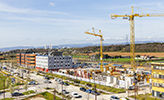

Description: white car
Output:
[71,92,80,98]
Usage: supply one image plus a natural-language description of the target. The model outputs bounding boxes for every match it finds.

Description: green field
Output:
[23,91,61,100]
[130,94,160,100]
[23,90,36,95]
[72,55,89,58]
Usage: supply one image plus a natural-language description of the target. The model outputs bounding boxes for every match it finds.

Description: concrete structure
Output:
[151,62,164,99]
[36,52,72,72]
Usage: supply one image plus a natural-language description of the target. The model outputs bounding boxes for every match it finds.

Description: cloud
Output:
[0,3,67,15]
[49,2,55,7]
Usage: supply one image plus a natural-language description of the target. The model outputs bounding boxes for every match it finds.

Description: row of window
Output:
[153,74,164,79]
[153,65,164,70]
[26,59,35,61]
[152,90,164,98]
[36,65,70,67]
[153,82,164,88]
[49,61,70,63]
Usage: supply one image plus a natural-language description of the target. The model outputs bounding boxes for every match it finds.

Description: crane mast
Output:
[111,6,164,100]
[85,28,104,72]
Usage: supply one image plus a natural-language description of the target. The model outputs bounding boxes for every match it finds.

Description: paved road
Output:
[0,68,145,100]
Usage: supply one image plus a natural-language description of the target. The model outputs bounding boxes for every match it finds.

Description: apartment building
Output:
[151,62,164,99]
[17,51,36,68]
[36,52,72,72]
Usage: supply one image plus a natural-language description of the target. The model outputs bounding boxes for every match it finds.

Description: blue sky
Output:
[0,0,164,47]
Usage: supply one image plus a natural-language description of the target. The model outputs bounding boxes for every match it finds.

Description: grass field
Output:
[130,94,160,100]
[72,55,89,58]
[23,90,36,95]
[23,91,61,100]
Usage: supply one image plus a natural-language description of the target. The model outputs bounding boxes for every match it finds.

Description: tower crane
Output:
[111,6,164,100]
[85,27,104,72]
[111,6,164,72]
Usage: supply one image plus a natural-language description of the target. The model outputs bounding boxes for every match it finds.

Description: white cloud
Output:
[49,2,55,7]
[0,3,67,15]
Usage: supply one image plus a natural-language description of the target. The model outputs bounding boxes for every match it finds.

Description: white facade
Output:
[36,55,72,71]
[36,56,48,69]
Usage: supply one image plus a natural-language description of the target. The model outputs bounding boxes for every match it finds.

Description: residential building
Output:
[36,52,72,72]
[17,50,36,68]
[151,62,164,99]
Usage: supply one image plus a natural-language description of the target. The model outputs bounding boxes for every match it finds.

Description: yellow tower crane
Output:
[85,27,104,72]
[111,6,164,100]
[111,6,164,72]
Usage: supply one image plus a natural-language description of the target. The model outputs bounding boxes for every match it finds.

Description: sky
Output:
[0,0,164,48]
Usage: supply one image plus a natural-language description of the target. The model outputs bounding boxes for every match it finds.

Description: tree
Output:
[9,84,14,97]
[24,79,28,91]
[15,78,20,85]
[5,77,10,88]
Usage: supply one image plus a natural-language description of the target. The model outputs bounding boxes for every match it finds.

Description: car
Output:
[128,86,135,90]
[71,92,80,98]
[62,90,69,94]
[80,87,86,92]
[91,91,100,95]
[64,82,69,86]
[44,76,50,80]
[86,89,92,93]
[110,96,120,100]
[12,92,23,96]
[44,80,51,83]
[86,83,92,87]
[28,81,37,85]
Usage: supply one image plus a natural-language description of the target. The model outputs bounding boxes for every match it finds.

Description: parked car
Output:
[91,91,100,95]
[71,92,80,98]
[63,82,69,86]
[110,96,120,100]
[44,80,51,83]
[62,90,69,94]
[12,92,23,96]
[80,87,86,92]
[28,81,37,85]
[44,76,50,80]
[86,89,92,93]
[128,86,135,90]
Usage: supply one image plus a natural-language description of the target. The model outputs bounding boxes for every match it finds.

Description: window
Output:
[159,75,162,78]
[156,66,159,69]
[157,74,159,78]
[153,74,157,78]
[159,66,162,70]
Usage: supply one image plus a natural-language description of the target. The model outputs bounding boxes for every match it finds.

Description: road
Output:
[0,68,143,100]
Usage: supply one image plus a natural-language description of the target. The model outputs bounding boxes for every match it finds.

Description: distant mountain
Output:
[0,41,162,52]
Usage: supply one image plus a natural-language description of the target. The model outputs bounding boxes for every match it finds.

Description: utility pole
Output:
[61,75,64,100]
[53,88,56,100]
[93,72,97,100]
[3,79,5,100]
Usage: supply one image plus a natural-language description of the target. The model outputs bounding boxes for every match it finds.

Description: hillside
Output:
[73,42,164,53]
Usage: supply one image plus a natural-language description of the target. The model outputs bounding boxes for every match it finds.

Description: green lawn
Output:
[0,98,14,100]
[23,91,61,100]
[23,90,36,95]
[130,94,160,100]
[72,55,89,58]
